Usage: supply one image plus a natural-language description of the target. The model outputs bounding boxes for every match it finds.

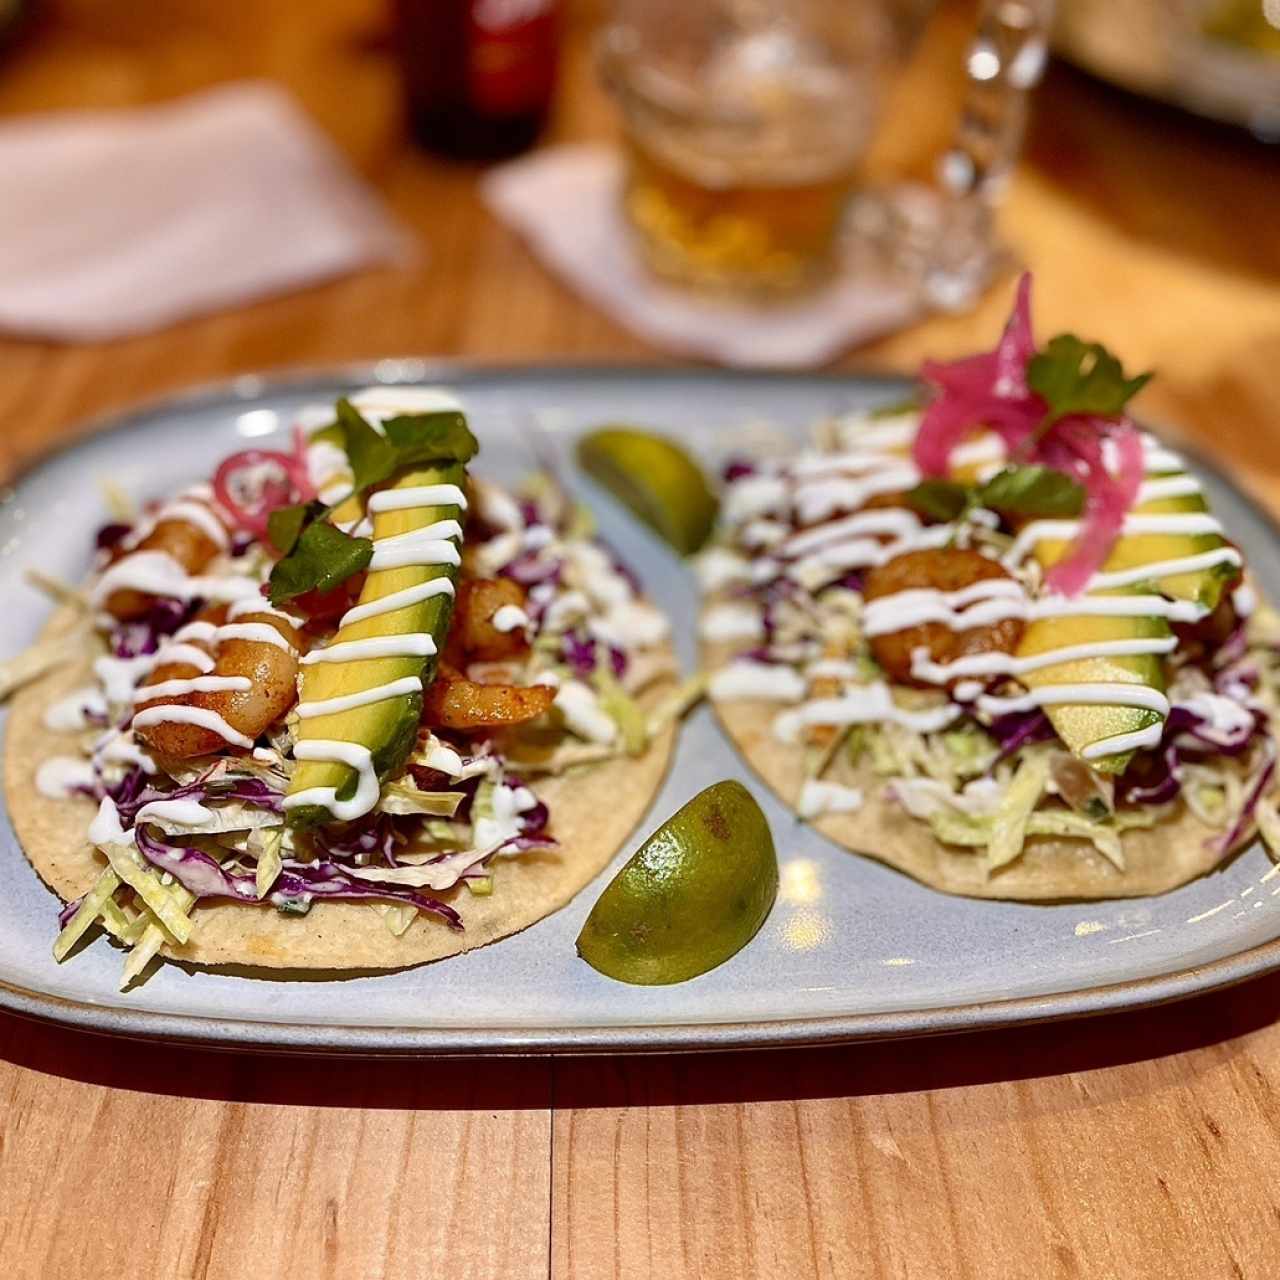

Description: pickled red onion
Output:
[1042,421,1143,596]
[910,272,1145,597]
[212,437,316,541]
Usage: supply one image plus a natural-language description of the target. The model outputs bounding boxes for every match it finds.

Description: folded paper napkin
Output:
[0,82,409,341]
[482,143,920,368]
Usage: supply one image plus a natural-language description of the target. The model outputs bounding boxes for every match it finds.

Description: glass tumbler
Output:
[600,0,1055,307]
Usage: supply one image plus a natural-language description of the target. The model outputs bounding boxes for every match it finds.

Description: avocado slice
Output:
[1012,467,1239,773]
[1017,604,1168,774]
[1031,471,1236,608]
[285,462,465,827]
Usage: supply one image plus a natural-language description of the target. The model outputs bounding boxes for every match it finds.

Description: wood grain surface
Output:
[1,1,1279,1277]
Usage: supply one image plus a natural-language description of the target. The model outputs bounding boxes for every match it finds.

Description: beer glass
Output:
[600,0,1054,306]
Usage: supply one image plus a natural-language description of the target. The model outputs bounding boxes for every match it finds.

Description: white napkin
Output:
[0,82,410,341]
[482,143,920,368]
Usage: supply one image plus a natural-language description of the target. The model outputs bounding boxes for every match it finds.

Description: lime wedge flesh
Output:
[576,780,778,985]
[577,426,718,555]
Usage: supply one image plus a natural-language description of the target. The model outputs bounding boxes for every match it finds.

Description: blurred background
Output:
[0,0,1276,473]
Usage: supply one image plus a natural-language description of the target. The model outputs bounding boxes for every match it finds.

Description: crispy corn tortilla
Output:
[7,606,675,970]
[705,638,1251,901]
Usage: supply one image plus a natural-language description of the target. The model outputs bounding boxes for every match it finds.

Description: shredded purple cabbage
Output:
[1117,741,1182,806]
[108,765,149,813]
[518,793,550,837]
[112,769,283,827]
[1166,703,1264,757]
[95,523,132,551]
[1214,622,1249,670]
[1116,701,1270,808]
[135,825,260,900]
[313,812,399,864]
[1214,658,1260,700]
[502,553,561,588]
[134,826,463,926]
[1215,747,1277,855]
[723,459,755,483]
[110,597,202,658]
[503,833,559,853]
[988,709,1057,764]
[272,859,463,926]
[561,629,626,679]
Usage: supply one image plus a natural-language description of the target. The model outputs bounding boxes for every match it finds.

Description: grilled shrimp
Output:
[423,663,555,731]
[862,548,1023,687]
[105,492,232,621]
[133,606,303,757]
[444,578,531,665]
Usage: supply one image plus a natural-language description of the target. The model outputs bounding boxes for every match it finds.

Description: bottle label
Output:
[467,0,558,116]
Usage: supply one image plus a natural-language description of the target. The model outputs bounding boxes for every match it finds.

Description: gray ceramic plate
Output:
[4,365,1280,1056]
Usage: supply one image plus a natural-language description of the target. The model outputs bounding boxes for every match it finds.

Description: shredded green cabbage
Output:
[940,725,999,778]
[374,902,418,937]
[1025,812,1124,871]
[379,781,467,817]
[592,664,648,756]
[253,827,284,900]
[52,868,122,961]
[99,843,195,945]
[1257,797,1280,860]
[24,569,90,612]
[0,635,77,702]
[120,892,192,991]
[646,673,706,736]
[98,476,138,522]
[988,752,1051,873]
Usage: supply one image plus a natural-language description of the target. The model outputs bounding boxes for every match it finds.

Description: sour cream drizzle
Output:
[120,485,230,554]
[285,388,467,822]
[713,416,1241,762]
[285,740,380,821]
[91,552,260,609]
[131,704,253,749]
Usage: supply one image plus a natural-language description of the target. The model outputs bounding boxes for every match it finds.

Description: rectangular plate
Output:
[3,365,1280,1055]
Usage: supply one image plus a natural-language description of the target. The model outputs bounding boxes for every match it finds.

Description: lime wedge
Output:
[576,780,777,985]
[576,426,718,555]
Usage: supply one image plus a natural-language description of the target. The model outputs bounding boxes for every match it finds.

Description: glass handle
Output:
[923,0,1056,309]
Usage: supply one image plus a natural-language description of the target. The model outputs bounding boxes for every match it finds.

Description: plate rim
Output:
[4,360,1279,1057]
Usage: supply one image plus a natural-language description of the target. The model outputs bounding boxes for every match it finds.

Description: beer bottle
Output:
[395,0,561,161]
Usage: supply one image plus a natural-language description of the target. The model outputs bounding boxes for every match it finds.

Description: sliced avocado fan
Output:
[285,461,466,828]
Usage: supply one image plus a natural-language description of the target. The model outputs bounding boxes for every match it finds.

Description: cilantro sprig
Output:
[907,464,1085,525]
[908,332,1150,525]
[1021,333,1151,454]
[266,400,477,605]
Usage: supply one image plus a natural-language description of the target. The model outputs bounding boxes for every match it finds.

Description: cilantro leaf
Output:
[382,412,478,466]
[906,479,970,522]
[267,522,373,605]
[977,465,1084,517]
[335,399,397,491]
[266,403,477,605]
[1027,334,1152,424]
[266,500,324,555]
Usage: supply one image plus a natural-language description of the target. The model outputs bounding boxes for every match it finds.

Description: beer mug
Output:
[600,0,1054,304]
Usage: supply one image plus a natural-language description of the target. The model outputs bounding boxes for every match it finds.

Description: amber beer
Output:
[621,134,858,295]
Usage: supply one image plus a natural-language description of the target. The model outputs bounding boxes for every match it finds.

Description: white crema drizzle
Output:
[711,417,1240,762]
[284,403,466,822]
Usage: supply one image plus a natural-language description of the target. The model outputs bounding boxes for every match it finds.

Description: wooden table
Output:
[2,2,1279,1276]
